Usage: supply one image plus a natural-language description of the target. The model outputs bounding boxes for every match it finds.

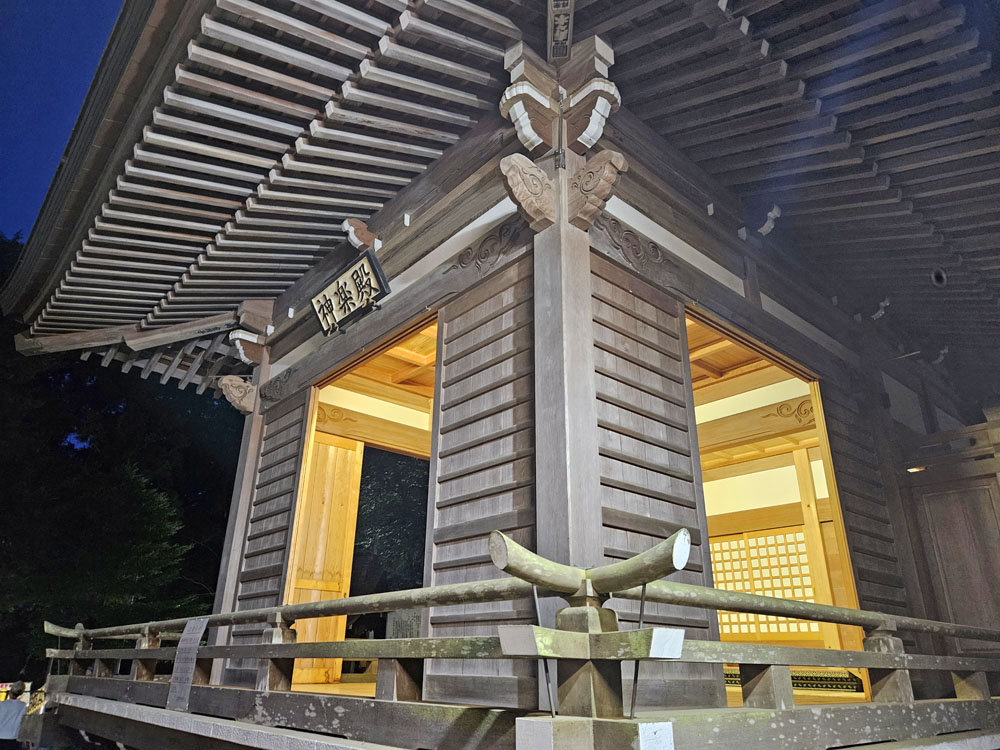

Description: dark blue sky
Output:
[0,1,123,238]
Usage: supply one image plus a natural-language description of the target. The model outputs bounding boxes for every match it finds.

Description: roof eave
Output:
[0,0,207,322]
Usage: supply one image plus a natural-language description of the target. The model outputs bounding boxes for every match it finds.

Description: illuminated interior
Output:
[283,322,436,696]
[687,316,867,704]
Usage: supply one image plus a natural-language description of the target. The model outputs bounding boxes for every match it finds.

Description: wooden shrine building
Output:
[5,0,1000,747]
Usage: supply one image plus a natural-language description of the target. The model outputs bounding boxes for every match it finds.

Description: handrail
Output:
[46,577,535,639]
[46,528,1000,644]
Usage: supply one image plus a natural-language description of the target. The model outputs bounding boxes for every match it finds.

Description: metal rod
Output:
[629,583,647,721]
[533,585,557,718]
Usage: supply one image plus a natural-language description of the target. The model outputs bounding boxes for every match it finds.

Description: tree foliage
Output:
[0,232,241,683]
[351,447,429,596]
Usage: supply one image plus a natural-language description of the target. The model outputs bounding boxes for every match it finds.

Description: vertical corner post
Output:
[554,583,624,719]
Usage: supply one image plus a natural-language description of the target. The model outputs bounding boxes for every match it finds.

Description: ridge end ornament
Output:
[500,153,556,231]
[219,375,257,415]
[568,150,628,230]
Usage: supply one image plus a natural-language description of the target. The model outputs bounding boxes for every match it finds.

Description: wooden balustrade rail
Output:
[45,531,1000,644]
[39,527,1000,746]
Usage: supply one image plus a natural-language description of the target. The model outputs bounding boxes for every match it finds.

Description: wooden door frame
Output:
[683,309,866,643]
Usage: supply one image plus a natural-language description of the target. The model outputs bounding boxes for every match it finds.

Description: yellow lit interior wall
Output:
[703,461,828,516]
[318,385,431,430]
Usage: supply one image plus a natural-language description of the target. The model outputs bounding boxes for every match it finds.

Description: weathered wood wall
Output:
[223,388,311,687]
[818,381,910,616]
[590,254,726,707]
[423,255,537,708]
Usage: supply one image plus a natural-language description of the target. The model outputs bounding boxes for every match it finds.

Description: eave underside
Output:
[4,0,1000,396]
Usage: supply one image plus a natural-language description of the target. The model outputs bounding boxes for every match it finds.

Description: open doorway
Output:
[282,321,436,695]
[686,315,867,705]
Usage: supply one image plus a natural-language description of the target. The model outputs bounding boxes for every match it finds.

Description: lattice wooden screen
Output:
[710,526,822,641]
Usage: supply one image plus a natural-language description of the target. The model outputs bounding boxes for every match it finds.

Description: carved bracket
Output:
[500,154,555,231]
[564,78,621,153]
[568,150,628,230]
[740,203,782,242]
[228,329,265,365]
[342,219,382,252]
[219,375,257,415]
[499,81,560,156]
[500,37,621,155]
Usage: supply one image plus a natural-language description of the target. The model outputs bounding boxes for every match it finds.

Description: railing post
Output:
[739,664,794,709]
[375,658,423,702]
[194,658,213,686]
[69,624,92,677]
[93,656,116,679]
[555,582,624,719]
[864,625,914,704]
[130,627,161,681]
[951,671,991,701]
[256,613,295,692]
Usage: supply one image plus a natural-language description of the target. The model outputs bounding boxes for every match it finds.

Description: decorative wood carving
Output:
[568,150,628,230]
[499,81,559,155]
[446,219,529,277]
[259,368,293,404]
[593,214,664,270]
[219,375,257,415]
[740,203,782,241]
[500,154,555,231]
[564,78,621,153]
[229,330,265,365]
[764,398,814,425]
[342,219,382,252]
[500,37,620,155]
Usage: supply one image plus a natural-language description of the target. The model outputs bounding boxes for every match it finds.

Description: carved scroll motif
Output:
[259,368,293,404]
[568,150,628,230]
[219,375,257,415]
[316,404,357,429]
[445,219,527,277]
[500,154,555,231]
[594,215,664,271]
[764,399,814,425]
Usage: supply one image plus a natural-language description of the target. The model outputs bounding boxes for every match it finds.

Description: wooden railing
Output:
[41,529,1000,749]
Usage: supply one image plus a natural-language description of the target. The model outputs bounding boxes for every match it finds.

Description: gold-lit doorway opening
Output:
[686,315,867,705]
[283,321,437,696]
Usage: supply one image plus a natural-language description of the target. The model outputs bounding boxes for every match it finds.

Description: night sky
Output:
[0,1,123,238]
